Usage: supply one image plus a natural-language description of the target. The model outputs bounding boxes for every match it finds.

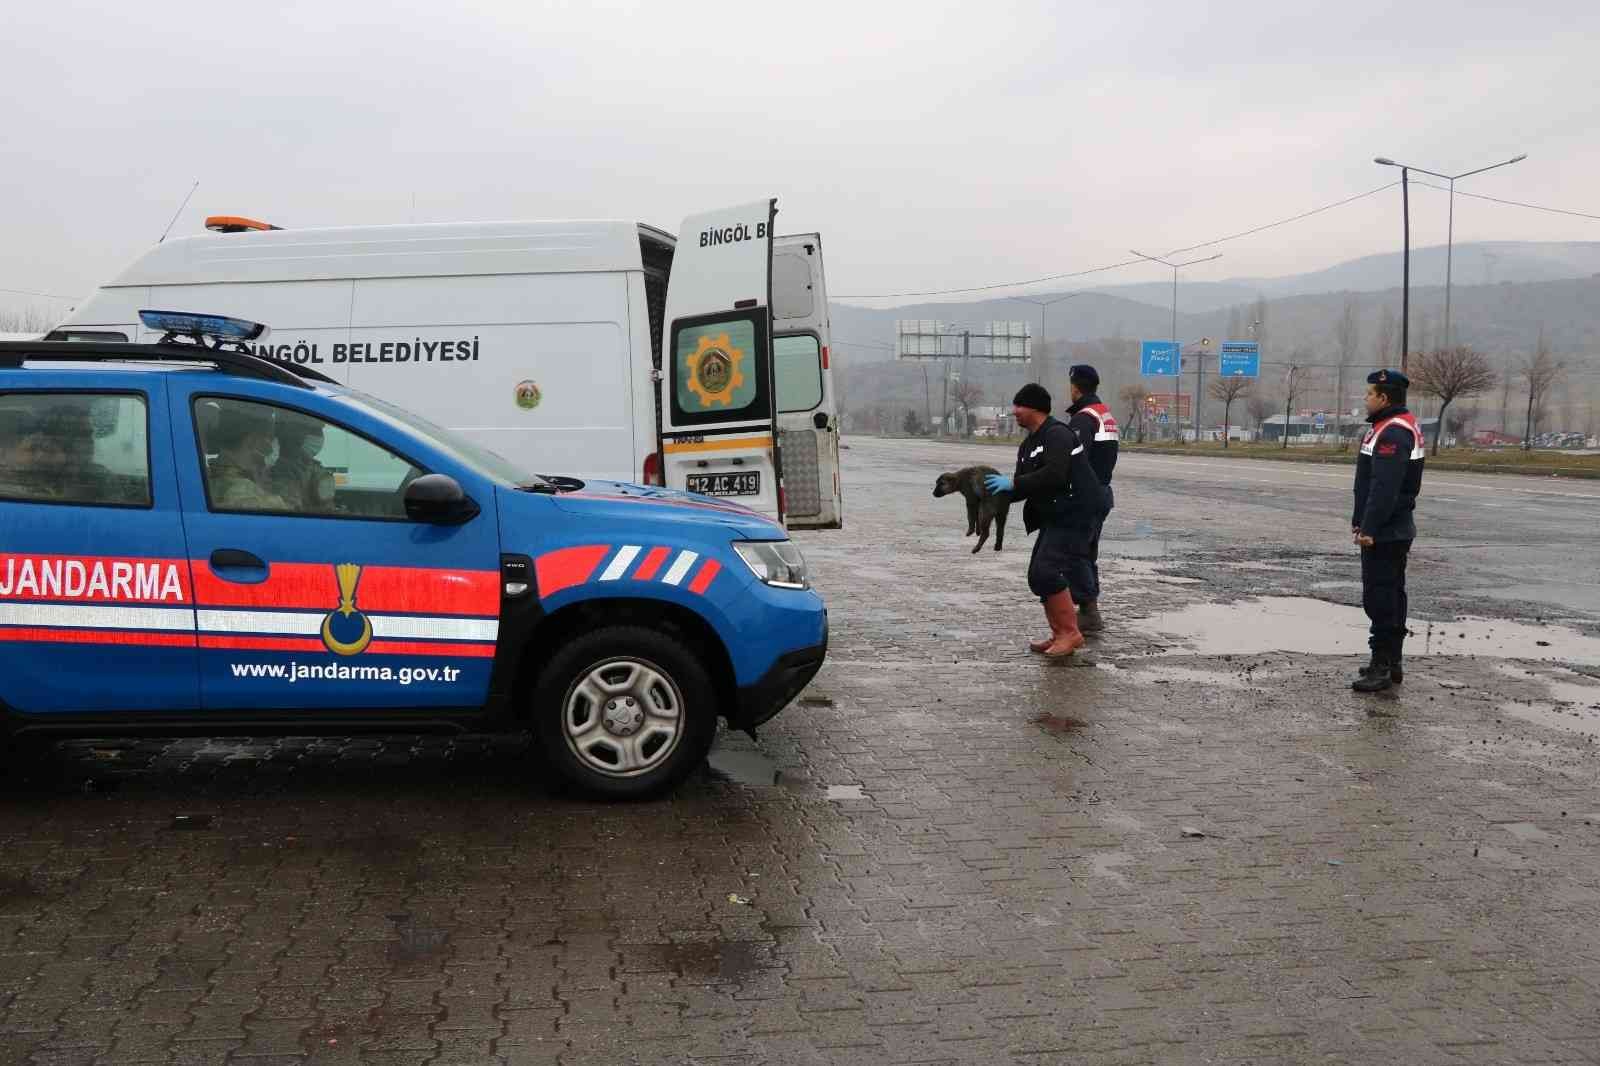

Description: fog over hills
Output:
[832,241,1600,437]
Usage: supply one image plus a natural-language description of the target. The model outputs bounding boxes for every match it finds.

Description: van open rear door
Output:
[659,200,783,523]
[772,233,843,529]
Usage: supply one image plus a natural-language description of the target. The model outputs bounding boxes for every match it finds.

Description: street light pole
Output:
[1009,292,1087,399]
[1131,250,1222,441]
[1375,152,1527,358]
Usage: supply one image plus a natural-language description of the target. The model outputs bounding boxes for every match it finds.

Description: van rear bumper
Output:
[730,628,828,733]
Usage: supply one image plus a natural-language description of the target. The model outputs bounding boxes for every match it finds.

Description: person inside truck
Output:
[270,413,337,514]
[203,402,291,512]
[0,409,68,500]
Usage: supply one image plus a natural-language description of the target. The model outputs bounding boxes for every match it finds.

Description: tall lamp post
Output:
[1131,250,1222,441]
[1009,292,1087,398]
[1375,153,1526,360]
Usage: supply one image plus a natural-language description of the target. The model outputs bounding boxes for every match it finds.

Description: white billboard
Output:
[896,320,1033,361]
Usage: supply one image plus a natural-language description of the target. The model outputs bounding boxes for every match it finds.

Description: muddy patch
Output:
[637,939,770,985]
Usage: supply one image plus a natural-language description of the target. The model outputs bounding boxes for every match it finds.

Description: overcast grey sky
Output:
[3,0,1598,314]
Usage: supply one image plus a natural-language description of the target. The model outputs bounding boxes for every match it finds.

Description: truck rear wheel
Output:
[532,626,717,799]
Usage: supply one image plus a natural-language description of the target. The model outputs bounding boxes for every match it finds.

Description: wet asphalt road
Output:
[2,435,1599,1065]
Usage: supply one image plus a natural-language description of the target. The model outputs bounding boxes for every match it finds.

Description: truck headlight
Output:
[732,540,809,590]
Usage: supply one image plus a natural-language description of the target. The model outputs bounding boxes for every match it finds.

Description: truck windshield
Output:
[338,390,555,491]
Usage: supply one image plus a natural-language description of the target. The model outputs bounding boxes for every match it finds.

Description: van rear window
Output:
[670,313,770,426]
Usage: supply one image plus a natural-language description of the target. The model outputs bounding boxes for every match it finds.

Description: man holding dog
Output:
[985,384,1105,658]
[1063,365,1118,632]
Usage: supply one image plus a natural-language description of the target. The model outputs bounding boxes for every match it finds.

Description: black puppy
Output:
[932,466,1010,553]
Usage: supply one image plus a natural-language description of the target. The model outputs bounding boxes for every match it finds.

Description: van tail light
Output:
[821,345,829,370]
[642,451,662,486]
[777,485,787,520]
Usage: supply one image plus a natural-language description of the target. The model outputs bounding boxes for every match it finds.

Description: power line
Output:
[1411,180,1600,223]
[835,181,1401,300]
[0,287,78,301]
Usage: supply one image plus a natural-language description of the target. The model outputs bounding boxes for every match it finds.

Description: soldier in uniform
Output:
[985,383,1105,658]
[271,417,337,513]
[1063,364,1119,632]
[0,410,67,500]
[208,406,290,512]
[1351,369,1425,693]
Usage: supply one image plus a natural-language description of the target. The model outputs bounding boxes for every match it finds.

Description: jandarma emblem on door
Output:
[321,563,373,656]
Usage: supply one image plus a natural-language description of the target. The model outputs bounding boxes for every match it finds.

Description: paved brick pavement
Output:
[2,436,1599,1064]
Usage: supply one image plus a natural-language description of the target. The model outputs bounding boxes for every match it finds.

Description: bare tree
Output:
[1245,390,1276,437]
[1520,330,1565,450]
[0,306,59,334]
[1207,375,1252,449]
[1375,304,1397,369]
[1409,346,1498,455]
[1280,357,1308,450]
[1117,384,1147,444]
[1334,295,1360,450]
[953,379,984,438]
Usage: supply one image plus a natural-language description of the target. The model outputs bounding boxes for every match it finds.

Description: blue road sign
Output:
[1314,412,1327,429]
[1219,340,1260,377]
[1140,340,1180,377]
[1156,413,1170,424]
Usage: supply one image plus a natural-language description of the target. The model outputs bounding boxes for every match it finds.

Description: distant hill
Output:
[831,246,1600,438]
[1072,242,1600,313]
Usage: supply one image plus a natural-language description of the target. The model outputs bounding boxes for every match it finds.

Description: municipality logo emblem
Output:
[320,563,373,656]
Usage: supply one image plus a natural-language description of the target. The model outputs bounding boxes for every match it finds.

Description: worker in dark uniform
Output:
[1063,364,1119,632]
[984,384,1105,658]
[1350,369,1425,693]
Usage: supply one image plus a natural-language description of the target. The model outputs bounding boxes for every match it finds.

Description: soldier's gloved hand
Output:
[984,474,1013,495]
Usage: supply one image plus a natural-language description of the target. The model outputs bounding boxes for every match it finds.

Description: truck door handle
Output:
[210,548,266,572]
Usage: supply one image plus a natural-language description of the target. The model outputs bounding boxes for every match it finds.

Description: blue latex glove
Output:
[984,473,1013,495]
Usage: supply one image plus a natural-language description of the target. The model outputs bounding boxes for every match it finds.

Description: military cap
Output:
[1367,368,1409,389]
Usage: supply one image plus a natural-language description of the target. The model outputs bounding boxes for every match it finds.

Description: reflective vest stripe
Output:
[1360,414,1425,460]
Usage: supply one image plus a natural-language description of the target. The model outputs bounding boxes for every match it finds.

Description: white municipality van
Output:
[56,201,843,529]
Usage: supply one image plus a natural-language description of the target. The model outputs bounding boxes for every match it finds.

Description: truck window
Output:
[0,393,150,507]
[669,313,770,426]
[773,253,814,321]
[193,397,424,519]
[774,335,823,413]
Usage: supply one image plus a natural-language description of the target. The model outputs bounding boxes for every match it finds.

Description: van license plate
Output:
[687,472,760,497]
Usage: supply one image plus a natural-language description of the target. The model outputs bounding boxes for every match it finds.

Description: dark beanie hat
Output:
[1069,364,1100,390]
[1013,383,1052,413]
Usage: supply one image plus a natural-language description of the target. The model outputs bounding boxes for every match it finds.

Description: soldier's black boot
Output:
[1389,657,1403,685]
[1352,655,1393,693]
[1078,600,1104,634]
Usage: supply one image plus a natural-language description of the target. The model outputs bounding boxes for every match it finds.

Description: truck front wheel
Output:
[531,626,717,799]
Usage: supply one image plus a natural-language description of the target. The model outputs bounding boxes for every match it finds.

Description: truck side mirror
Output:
[404,474,480,525]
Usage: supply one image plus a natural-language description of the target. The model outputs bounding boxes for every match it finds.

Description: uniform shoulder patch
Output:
[1376,442,1398,456]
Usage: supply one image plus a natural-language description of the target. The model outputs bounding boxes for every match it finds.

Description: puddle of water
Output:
[1494,665,1600,707]
[825,784,866,801]
[705,748,783,787]
[1138,597,1600,662]
[1102,538,1195,559]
